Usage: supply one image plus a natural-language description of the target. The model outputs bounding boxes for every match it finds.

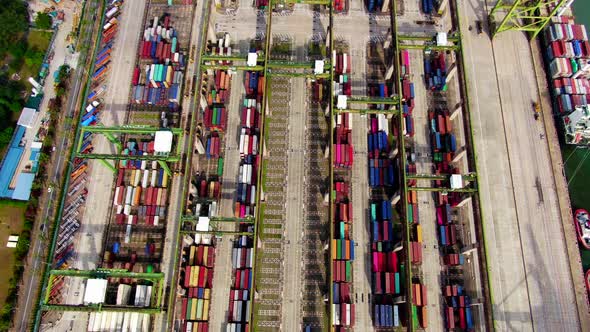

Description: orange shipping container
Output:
[415,284,422,306]
[331,239,337,260]
[421,306,428,328]
[224,72,231,90]
[345,240,351,260]
[445,115,452,133]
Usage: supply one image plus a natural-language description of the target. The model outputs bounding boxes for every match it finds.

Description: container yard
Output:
[31,0,590,330]
[36,0,196,331]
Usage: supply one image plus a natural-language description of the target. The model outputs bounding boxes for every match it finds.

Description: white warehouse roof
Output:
[83,279,108,305]
[17,108,38,128]
[154,130,173,153]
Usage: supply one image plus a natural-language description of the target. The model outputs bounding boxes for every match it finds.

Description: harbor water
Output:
[570,1,590,270]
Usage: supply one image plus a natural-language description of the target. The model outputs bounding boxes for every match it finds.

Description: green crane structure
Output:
[489,0,570,39]
[75,126,183,175]
[43,269,165,313]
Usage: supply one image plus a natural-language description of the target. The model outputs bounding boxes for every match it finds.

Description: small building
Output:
[17,108,38,129]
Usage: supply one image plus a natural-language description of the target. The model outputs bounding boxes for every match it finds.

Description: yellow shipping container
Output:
[204,288,210,300]
[203,299,210,321]
[190,246,196,266]
[190,299,197,320]
[162,171,168,187]
[416,225,423,243]
[202,246,208,266]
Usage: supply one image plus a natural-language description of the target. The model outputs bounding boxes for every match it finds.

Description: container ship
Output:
[575,209,590,249]
[543,15,590,144]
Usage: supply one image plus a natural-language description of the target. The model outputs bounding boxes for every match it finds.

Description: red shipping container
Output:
[447,307,455,329]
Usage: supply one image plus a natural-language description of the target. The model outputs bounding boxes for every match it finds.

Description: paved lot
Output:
[44,1,147,330]
[459,0,581,330]
[406,48,446,332]
[350,113,372,331]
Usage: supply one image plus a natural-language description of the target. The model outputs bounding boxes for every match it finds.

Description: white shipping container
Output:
[100,311,109,331]
[124,204,131,216]
[114,186,121,205]
[106,7,118,18]
[110,311,118,331]
[125,225,132,243]
[122,312,131,332]
[125,186,133,205]
[142,170,149,188]
[250,185,256,205]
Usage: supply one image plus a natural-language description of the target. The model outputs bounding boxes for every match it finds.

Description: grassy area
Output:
[0,200,27,307]
[19,30,53,87]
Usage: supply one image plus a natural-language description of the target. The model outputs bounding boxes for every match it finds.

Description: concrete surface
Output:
[460,0,581,330]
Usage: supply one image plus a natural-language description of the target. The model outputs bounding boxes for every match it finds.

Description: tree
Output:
[35,12,52,30]
[24,47,44,69]
[0,0,28,56]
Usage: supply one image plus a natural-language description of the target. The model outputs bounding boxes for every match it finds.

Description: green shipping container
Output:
[217,158,224,176]
[337,240,342,259]
[407,205,414,224]
[371,203,377,221]
[395,272,400,294]
[377,241,382,252]
[412,305,419,329]
[197,298,204,320]
[339,222,345,239]
[345,261,352,281]
[213,108,218,125]
[571,58,578,73]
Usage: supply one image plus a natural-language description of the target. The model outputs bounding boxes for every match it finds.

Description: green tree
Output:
[24,47,44,69]
[0,0,28,57]
[0,127,14,147]
[35,12,52,30]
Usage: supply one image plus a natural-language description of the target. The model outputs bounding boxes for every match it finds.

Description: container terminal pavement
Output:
[27,0,590,331]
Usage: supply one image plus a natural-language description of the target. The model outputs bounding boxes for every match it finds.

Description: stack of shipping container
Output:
[420,0,437,14]
[368,114,395,187]
[333,51,352,97]
[225,65,264,332]
[332,181,356,329]
[226,236,253,331]
[111,156,169,231]
[331,50,355,330]
[443,283,475,330]
[334,113,353,168]
[424,51,448,91]
[364,0,389,13]
[133,14,186,107]
[370,200,402,327]
[411,282,428,328]
[400,50,415,137]
[234,71,264,219]
[179,235,216,331]
[544,16,590,114]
